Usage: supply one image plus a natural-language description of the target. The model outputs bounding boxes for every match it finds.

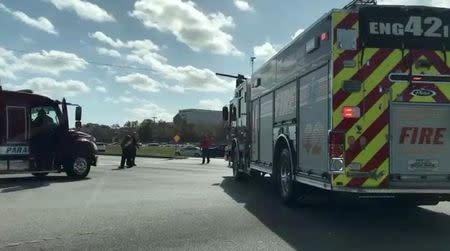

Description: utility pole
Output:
[152,116,157,123]
[250,57,256,75]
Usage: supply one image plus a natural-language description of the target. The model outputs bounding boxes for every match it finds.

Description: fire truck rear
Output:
[222,0,450,205]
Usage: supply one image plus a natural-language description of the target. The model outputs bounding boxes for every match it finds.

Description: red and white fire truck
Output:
[223,0,450,205]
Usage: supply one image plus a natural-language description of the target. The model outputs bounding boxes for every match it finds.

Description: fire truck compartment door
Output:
[391,103,450,185]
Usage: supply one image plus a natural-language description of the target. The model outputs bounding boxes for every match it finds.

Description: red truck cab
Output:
[0,88,97,178]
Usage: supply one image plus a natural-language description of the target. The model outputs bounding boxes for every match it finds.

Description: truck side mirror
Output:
[75,106,82,121]
[222,106,229,121]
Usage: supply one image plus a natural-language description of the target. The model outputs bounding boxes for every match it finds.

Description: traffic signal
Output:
[236,74,245,87]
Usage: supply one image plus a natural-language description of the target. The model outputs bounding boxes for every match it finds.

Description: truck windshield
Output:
[30,106,60,128]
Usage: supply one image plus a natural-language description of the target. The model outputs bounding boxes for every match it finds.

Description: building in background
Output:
[173,109,222,126]
[173,109,225,143]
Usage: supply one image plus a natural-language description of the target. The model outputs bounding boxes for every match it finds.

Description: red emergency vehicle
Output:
[0,88,97,178]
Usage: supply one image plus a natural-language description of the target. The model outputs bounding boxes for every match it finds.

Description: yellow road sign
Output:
[173,134,181,144]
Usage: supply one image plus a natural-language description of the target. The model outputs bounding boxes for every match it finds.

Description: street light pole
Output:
[250,57,256,75]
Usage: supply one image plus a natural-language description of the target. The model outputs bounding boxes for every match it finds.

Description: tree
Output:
[80,123,115,143]
[138,119,153,143]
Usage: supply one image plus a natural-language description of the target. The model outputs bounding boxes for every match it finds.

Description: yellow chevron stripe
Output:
[332,11,349,28]
[333,173,353,186]
[344,92,388,151]
[333,49,376,95]
[352,126,388,168]
[337,126,388,187]
[390,82,408,101]
[391,54,450,103]
[333,49,402,128]
[438,84,450,99]
[362,158,389,187]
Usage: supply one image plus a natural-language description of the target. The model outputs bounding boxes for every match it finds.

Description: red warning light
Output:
[343,106,361,119]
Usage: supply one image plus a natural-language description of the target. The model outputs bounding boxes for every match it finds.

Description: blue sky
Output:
[0,0,446,125]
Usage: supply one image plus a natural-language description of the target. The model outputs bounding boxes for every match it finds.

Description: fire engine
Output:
[0,88,97,178]
[222,0,450,205]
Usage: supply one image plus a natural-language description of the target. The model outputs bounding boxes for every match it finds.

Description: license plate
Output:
[0,146,29,155]
[408,159,439,170]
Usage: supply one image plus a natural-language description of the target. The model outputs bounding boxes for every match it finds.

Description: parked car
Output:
[209,145,226,158]
[96,142,106,152]
[175,146,202,157]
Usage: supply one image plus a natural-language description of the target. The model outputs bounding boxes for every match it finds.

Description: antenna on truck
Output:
[344,0,377,9]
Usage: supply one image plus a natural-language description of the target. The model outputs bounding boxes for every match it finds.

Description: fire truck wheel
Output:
[32,172,49,177]
[65,156,91,179]
[278,148,297,205]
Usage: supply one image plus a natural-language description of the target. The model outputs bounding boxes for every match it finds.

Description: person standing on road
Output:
[119,134,132,169]
[201,136,211,164]
[130,133,139,167]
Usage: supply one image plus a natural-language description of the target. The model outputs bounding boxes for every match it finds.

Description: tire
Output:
[175,152,181,156]
[65,156,91,179]
[277,148,298,206]
[32,172,49,177]
[194,153,201,157]
[232,146,245,181]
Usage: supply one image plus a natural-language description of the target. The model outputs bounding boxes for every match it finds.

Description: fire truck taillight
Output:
[329,131,345,159]
[342,106,361,119]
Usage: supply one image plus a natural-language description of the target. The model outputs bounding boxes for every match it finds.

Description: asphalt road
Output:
[1,156,450,250]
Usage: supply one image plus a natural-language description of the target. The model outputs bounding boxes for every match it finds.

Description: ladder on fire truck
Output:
[344,0,377,9]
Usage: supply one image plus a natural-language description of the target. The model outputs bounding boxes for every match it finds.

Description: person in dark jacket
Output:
[201,136,211,164]
[129,133,139,167]
[119,135,132,169]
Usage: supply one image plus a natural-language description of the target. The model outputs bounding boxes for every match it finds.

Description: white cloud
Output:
[18,50,88,75]
[48,0,115,22]
[130,0,242,55]
[0,47,18,79]
[0,47,87,79]
[105,96,133,104]
[116,73,166,93]
[96,47,121,58]
[253,42,277,62]
[92,32,234,93]
[0,3,57,35]
[89,31,160,55]
[198,98,225,110]
[234,0,254,12]
[126,102,173,122]
[378,0,450,7]
[10,77,90,98]
[127,52,234,92]
[291,28,305,40]
[95,86,107,93]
